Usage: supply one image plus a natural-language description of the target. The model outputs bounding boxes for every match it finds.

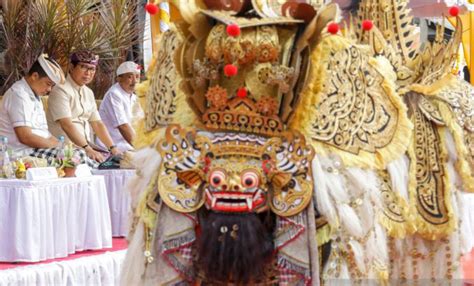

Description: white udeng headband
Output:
[37,54,65,85]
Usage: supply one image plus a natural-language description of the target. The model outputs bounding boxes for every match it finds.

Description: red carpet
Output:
[0,238,127,270]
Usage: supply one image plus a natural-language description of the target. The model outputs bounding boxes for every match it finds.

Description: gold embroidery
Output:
[377,170,414,238]
[205,24,280,66]
[155,125,314,217]
[355,0,418,66]
[406,98,454,240]
[436,80,474,133]
[145,31,182,131]
[418,97,445,126]
[202,96,284,136]
[302,45,398,155]
[156,125,205,213]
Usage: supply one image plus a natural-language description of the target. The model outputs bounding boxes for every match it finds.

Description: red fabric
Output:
[463,248,474,284]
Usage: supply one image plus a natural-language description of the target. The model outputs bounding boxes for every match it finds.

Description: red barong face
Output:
[156,125,315,217]
[204,158,268,213]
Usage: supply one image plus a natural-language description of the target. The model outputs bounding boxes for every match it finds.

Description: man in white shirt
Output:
[0,54,64,157]
[97,61,144,152]
[0,54,98,168]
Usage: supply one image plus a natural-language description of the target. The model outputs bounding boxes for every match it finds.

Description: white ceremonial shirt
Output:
[0,78,52,155]
[47,75,101,143]
[97,83,143,152]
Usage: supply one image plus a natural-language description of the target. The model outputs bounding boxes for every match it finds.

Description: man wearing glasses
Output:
[47,50,119,167]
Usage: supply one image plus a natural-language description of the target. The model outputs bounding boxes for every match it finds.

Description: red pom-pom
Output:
[226,24,241,37]
[362,20,373,31]
[224,64,238,77]
[237,87,247,99]
[145,3,159,15]
[327,23,340,35]
[449,6,460,17]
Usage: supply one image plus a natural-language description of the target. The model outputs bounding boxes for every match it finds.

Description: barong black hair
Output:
[197,211,275,284]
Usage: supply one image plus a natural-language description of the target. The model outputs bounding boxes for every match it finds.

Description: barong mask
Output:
[156,124,314,217]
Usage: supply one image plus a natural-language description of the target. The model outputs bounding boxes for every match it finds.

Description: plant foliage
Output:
[1,0,142,97]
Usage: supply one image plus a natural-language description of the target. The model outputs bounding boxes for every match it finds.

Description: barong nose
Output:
[229,176,241,191]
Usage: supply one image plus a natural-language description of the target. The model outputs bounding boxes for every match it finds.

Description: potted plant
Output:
[59,144,81,177]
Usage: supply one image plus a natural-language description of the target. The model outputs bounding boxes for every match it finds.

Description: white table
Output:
[0,176,112,262]
[92,169,135,237]
[0,250,126,286]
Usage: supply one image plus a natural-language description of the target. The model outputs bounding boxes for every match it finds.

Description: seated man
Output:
[47,50,120,166]
[0,54,92,166]
[97,61,144,152]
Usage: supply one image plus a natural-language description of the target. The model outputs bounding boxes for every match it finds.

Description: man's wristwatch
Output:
[108,145,117,152]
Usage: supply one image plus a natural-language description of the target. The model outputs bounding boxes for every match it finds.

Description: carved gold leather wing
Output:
[404,92,455,240]
[377,170,414,238]
[430,77,474,190]
[145,30,184,131]
[289,35,412,169]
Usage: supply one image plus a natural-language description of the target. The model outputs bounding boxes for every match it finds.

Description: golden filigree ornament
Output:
[205,23,280,66]
[265,65,295,93]
[191,59,220,88]
[267,131,315,217]
[176,10,305,137]
[377,170,414,238]
[405,93,454,240]
[256,96,278,116]
[252,0,323,19]
[155,125,206,213]
[353,0,471,240]
[290,36,411,169]
[418,96,445,126]
[206,85,228,110]
[205,24,225,64]
[155,125,314,217]
[202,94,284,136]
[222,28,257,65]
[436,80,474,132]
[355,0,418,67]
[145,30,182,131]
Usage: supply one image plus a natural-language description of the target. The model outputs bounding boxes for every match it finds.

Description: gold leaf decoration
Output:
[145,30,182,132]
[378,170,414,238]
[355,0,418,66]
[406,93,455,240]
[290,35,412,169]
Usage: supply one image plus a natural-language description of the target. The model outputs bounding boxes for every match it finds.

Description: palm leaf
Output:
[1,0,144,96]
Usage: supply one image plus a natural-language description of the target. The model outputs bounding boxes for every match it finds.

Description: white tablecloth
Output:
[92,170,135,237]
[0,250,125,286]
[0,176,112,262]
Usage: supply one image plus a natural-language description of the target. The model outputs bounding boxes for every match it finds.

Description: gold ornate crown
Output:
[199,132,276,159]
[176,3,326,137]
[202,89,284,136]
